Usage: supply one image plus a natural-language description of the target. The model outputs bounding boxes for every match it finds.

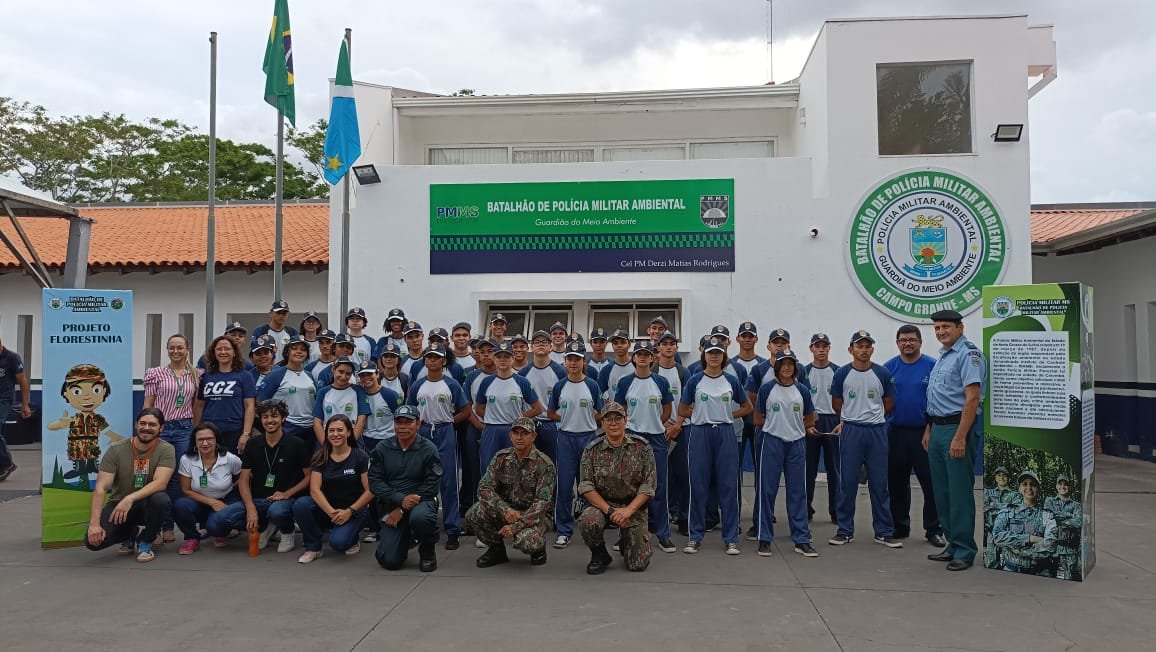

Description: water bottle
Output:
[247,528,260,557]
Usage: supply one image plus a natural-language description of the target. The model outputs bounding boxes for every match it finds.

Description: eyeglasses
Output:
[896,338,921,344]
[195,438,216,444]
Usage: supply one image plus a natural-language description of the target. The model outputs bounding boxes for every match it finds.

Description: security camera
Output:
[809,227,820,238]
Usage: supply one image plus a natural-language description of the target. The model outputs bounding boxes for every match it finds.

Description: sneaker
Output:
[794,543,819,558]
[212,537,228,548]
[297,550,323,564]
[828,533,853,545]
[683,540,702,554]
[554,535,570,549]
[363,532,379,543]
[757,541,773,557]
[657,537,677,553]
[178,539,200,555]
[277,532,296,553]
[345,543,361,556]
[874,536,903,548]
[258,523,278,550]
[117,540,136,556]
[725,542,741,556]
[744,526,758,542]
[135,542,155,563]
[0,463,17,482]
[445,535,460,551]
[474,538,486,549]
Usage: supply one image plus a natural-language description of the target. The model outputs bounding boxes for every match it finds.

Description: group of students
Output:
[87,300,986,571]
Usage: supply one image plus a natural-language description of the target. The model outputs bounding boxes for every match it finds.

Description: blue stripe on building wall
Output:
[1095,385,1156,462]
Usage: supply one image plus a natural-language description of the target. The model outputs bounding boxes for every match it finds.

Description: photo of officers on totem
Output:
[982,440,1085,581]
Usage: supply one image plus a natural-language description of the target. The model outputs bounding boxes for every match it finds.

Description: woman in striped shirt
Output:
[143,333,200,544]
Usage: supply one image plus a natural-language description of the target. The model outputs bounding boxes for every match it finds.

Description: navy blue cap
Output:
[773,350,799,367]
[850,330,875,345]
[549,321,567,333]
[285,334,308,347]
[649,316,668,327]
[394,405,420,420]
[809,332,831,345]
[345,306,366,320]
[386,308,406,322]
[423,344,448,357]
[356,361,378,375]
[564,341,587,357]
[738,321,757,336]
[333,333,354,346]
[317,329,337,341]
[511,333,529,344]
[475,338,496,349]
[657,331,679,343]
[224,321,247,334]
[609,328,631,342]
[378,341,402,357]
[270,299,290,312]
[452,322,472,333]
[632,341,655,355]
[704,335,727,353]
[531,330,551,342]
[489,313,508,324]
[698,335,710,348]
[566,333,585,344]
[768,328,790,343]
[250,334,277,352]
[301,310,321,321]
[428,327,450,342]
[589,327,609,341]
[402,321,423,336]
[493,341,514,355]
[709,324,730,338]
[332,356,357,371]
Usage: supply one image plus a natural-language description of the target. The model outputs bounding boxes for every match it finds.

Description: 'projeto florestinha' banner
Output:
[41,289,133,548]
[429,179,735,274]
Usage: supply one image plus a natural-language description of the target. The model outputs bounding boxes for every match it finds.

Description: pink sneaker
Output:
[178,539,200,555]
[212,537,228,548]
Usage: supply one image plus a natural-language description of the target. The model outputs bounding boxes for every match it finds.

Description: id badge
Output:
[264,473,276,488]
[133,458,149,488]
[174,394,186,409]
[199,474,208,489]
[133,472,147,489]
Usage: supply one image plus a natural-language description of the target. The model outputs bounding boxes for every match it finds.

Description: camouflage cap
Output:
[1056,473,1071,483]
[510,417,537,432]
[992,466,1009,476]
[1017,469,1040,485]
[601,401,627,418]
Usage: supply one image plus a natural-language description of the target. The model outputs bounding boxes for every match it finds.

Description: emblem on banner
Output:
[699,195,730,229]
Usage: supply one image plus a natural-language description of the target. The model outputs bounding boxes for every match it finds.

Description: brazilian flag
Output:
[262,0,295,126]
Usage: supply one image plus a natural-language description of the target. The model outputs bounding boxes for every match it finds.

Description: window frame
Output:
[875,59,976,157]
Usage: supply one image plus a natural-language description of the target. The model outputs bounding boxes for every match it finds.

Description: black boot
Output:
[476,543,509,568]
[63,461,82,480]
[529,548,547,566]
[586,544,613,575]
[418,543,437,572]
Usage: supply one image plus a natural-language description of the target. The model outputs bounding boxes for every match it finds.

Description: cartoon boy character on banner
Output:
[46,364,124,485]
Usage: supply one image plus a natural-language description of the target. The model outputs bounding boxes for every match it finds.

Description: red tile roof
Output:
[1030,207,1148,244]
[0,203,328,272]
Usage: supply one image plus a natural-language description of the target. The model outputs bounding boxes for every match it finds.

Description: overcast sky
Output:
[2,0,1152,203]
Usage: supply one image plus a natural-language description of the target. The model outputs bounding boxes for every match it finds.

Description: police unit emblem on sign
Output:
[49,298,64,310]
[847,169,1009,321]
[990,295,1014,318]
[699,195,730,229]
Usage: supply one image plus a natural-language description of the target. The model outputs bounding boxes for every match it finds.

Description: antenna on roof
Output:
[765,0,774,83]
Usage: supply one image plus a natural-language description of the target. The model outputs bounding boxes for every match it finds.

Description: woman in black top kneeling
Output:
[293,414,373,563]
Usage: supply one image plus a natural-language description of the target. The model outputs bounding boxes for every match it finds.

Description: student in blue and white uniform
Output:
[487,313,509,345]
[829,330,902,548]
[654,331,691,534]
[614,341,676,553]
[692,326,750,535]
[249,334,278,394]
[804,332,841,523]
[585,328,612,379]
[450,323,477,374]
[676,335,752,555]
[510,333,530,370]
[733,322,766,541]
[405,327,467,385]
[461,339,496,528]
[298,311,325,362]
[313,334,356,389]
[251,299,298,354]
[547,340,603,548]
[381,308,407,353]
[311,357,370,446]
[406,344,471,550]
[192,335,257,454]
[596,328,634,397]
[375,341,411,398]
[475,341,543,470]
[306,330,338,383]
[547,322,569,365]
[753,350,820,558]
[343,307,377,368]
[400,321,427,370]
[197,323,255,372]
[258,335,318,447]
[518,330,567,461]
[355,361,403,544]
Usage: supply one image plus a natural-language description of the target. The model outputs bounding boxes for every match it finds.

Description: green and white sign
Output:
[981,283,1095,582]
[848,169,1009,320]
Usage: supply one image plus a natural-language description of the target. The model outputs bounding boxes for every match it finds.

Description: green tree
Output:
[286,118,328,182]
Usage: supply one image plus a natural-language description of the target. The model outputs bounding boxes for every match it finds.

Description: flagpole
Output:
[339,27,352,322]
[206,31,218,348]
[274,111,284,302]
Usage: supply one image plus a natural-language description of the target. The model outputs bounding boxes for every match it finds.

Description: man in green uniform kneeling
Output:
[577,401,656,574]
[467,417,556,567]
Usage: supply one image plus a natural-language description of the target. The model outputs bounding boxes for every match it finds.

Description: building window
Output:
[486,305,574,339]
[689,140,775,159]
[602,145,686,162]
[877,61,972,155]
[589,303,680,341]
[429,147,509,165]
[179,313,195,349]
[512,148,595,164]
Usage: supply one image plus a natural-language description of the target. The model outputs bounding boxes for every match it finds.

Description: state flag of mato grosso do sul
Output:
[846,168,1010,320]
[261,0,295,126]
[429,179,735,274]
[322,37,360,185]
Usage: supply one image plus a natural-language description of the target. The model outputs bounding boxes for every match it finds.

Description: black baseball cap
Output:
[564,341,587,357]
[224,321,248,334]
[346,306,367,320]
[549,321,567,333]
[632,341,656,355]
[317,329,337,341]
[850,330,875,345]
[428,327,450,342]
[609,328,631,342]
[493,341,514,356]
[531,330,551,342]
[333,333,354,346]
[403,321,423,336]
[423,344,448,358]
[489,313,508,324]
[386,308,406,322]
[738,321,758,336]
[378,341,402,358]
[809,332,831,345]
[452,322,472,333]
[768,328,790,343]
[270,299,290,313]
[703,336,727,354]
[709,324,730,338]
[657,331,679,343]
[589,328,609,341]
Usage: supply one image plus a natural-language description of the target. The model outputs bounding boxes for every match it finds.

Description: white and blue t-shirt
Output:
[476,374,539,426]
[756,380,815,442]
[404,358,467,385]
[349,334,377,367]
[312,384,371,424]
[830,363,896,425]
[654,364,686,419]
[680,372,745,426]
[597,361,634,397]
[257,366,318,427]
[615,374,673,435]
[306,358,334,386]
[363,386,403,441]
[197,370,257,433]
[804,362,839,415]
[550,377,603,433]
[305,339,322,363]
[464,368,491,420]
[586,356,612,379]
[251,325,297,354]
[406,376,468,425]
[519,361,566,422]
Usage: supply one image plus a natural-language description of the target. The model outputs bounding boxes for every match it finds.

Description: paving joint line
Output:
[349,574,429,651]
[774,539,845,652]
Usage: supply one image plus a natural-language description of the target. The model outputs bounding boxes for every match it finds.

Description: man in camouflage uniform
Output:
[466,417,556,567]
[991,470,1058,576]
[982,466,1022,568]
[577,401,657,574]
[1044,473,1083,580]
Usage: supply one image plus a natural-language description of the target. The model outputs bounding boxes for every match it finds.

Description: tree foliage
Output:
[286,118,328,182]
[0,96,326,202]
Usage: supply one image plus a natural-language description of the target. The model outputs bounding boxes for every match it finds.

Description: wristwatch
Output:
[606,506,616,519]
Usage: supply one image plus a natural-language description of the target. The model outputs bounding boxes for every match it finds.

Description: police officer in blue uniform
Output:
[923,309,985,571]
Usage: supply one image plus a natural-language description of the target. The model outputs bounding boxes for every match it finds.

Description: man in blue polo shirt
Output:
[884,325,945,547]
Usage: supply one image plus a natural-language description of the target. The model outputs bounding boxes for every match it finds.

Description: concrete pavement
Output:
[1,444,1153,651]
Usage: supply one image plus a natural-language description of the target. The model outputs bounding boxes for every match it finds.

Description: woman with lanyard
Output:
[174,423,243,554]
[258,335,318,447]
[355,361,403,544]
[674,335,752,555]
[299,311,325,362]
[293,414,374,563]
[752,350,820,559]
[193,336,257,455]
[406,344,470,550]
[142,333,199,545]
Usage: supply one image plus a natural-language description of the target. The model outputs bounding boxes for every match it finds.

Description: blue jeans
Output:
[212,497,297,537]
[687,423,739,544]
[532,420,558,462]
[0,399,13,469]
[375,499,439,570]
[480,424,512,472]
[420,422,460,536]
[172,492,239,540]
[635,431,670,540]
[292,496,365,553]
[757,435,811,545]
[836,422,894,539]
[555,430,596,537]
[159,419,193,531]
